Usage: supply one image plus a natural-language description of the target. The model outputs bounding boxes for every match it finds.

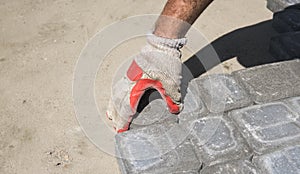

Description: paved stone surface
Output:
[190,115,251,166]
[200,160,259,174]
[273,5,300,33]
[194,74,252,113]
[115,123,201,174]
[269,32,300,60]
[267,0,300,12]
[229,102,300,154]
[233,59,300,103]
[253,146,300,174]
[116,60,300,174]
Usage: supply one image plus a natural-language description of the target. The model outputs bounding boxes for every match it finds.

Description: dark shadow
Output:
[183,20,281,79]
[136,89,161,113]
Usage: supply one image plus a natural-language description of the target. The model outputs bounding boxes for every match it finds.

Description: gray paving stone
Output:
[178,79,208,128]
[115,123,200,174]
[229,102,300,154]
[233,59,300,104]
[130,99,178,130]
[131,79,207,130]
[253,146,300,174]
[273,6,300,33]
[200,160,259,174]
[181,79,207,115]
[267,0,300,12]
[269,32,300,60]
[194,74,252,113]
[190,115,251,165]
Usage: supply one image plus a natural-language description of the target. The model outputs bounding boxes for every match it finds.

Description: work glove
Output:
[106,34,187,133]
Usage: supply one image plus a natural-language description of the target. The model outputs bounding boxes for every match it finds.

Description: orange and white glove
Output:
[106,34,187,133]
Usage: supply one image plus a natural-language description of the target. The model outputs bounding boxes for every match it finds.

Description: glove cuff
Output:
[147,34,187,50]
[142,34,187,58]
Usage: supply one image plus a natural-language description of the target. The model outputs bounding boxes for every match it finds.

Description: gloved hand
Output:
[106,34,187,133]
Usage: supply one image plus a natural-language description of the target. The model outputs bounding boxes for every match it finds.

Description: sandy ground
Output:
[0,0,272,173]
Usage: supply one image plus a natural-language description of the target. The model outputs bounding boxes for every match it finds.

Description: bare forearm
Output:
[154,0,214,38]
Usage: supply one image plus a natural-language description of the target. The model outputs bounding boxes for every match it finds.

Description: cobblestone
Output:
[115,123,200,174]
[178,79,208,128]
[253,146,300,174]
[190,115,251,165]
[181,79,207,115]
[229,102,300,153]
[130,99,177,129]
[233,59,300,103]
[194,74,252,113]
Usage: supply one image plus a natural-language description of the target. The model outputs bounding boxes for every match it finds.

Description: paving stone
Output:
[267,0,300,12]
[273,6,300,33]
[115,123,201,174]
[181,79,207,115]
[131,79,207,130]
[229,102,300,154]
[233,59,300,104]
[253,146,300,174]
[190,115,251,166]
[194,74,252,113]
[200,160,259,174]
[269,32,300,60]
[130,98,178,130]
[178,79,208,128]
